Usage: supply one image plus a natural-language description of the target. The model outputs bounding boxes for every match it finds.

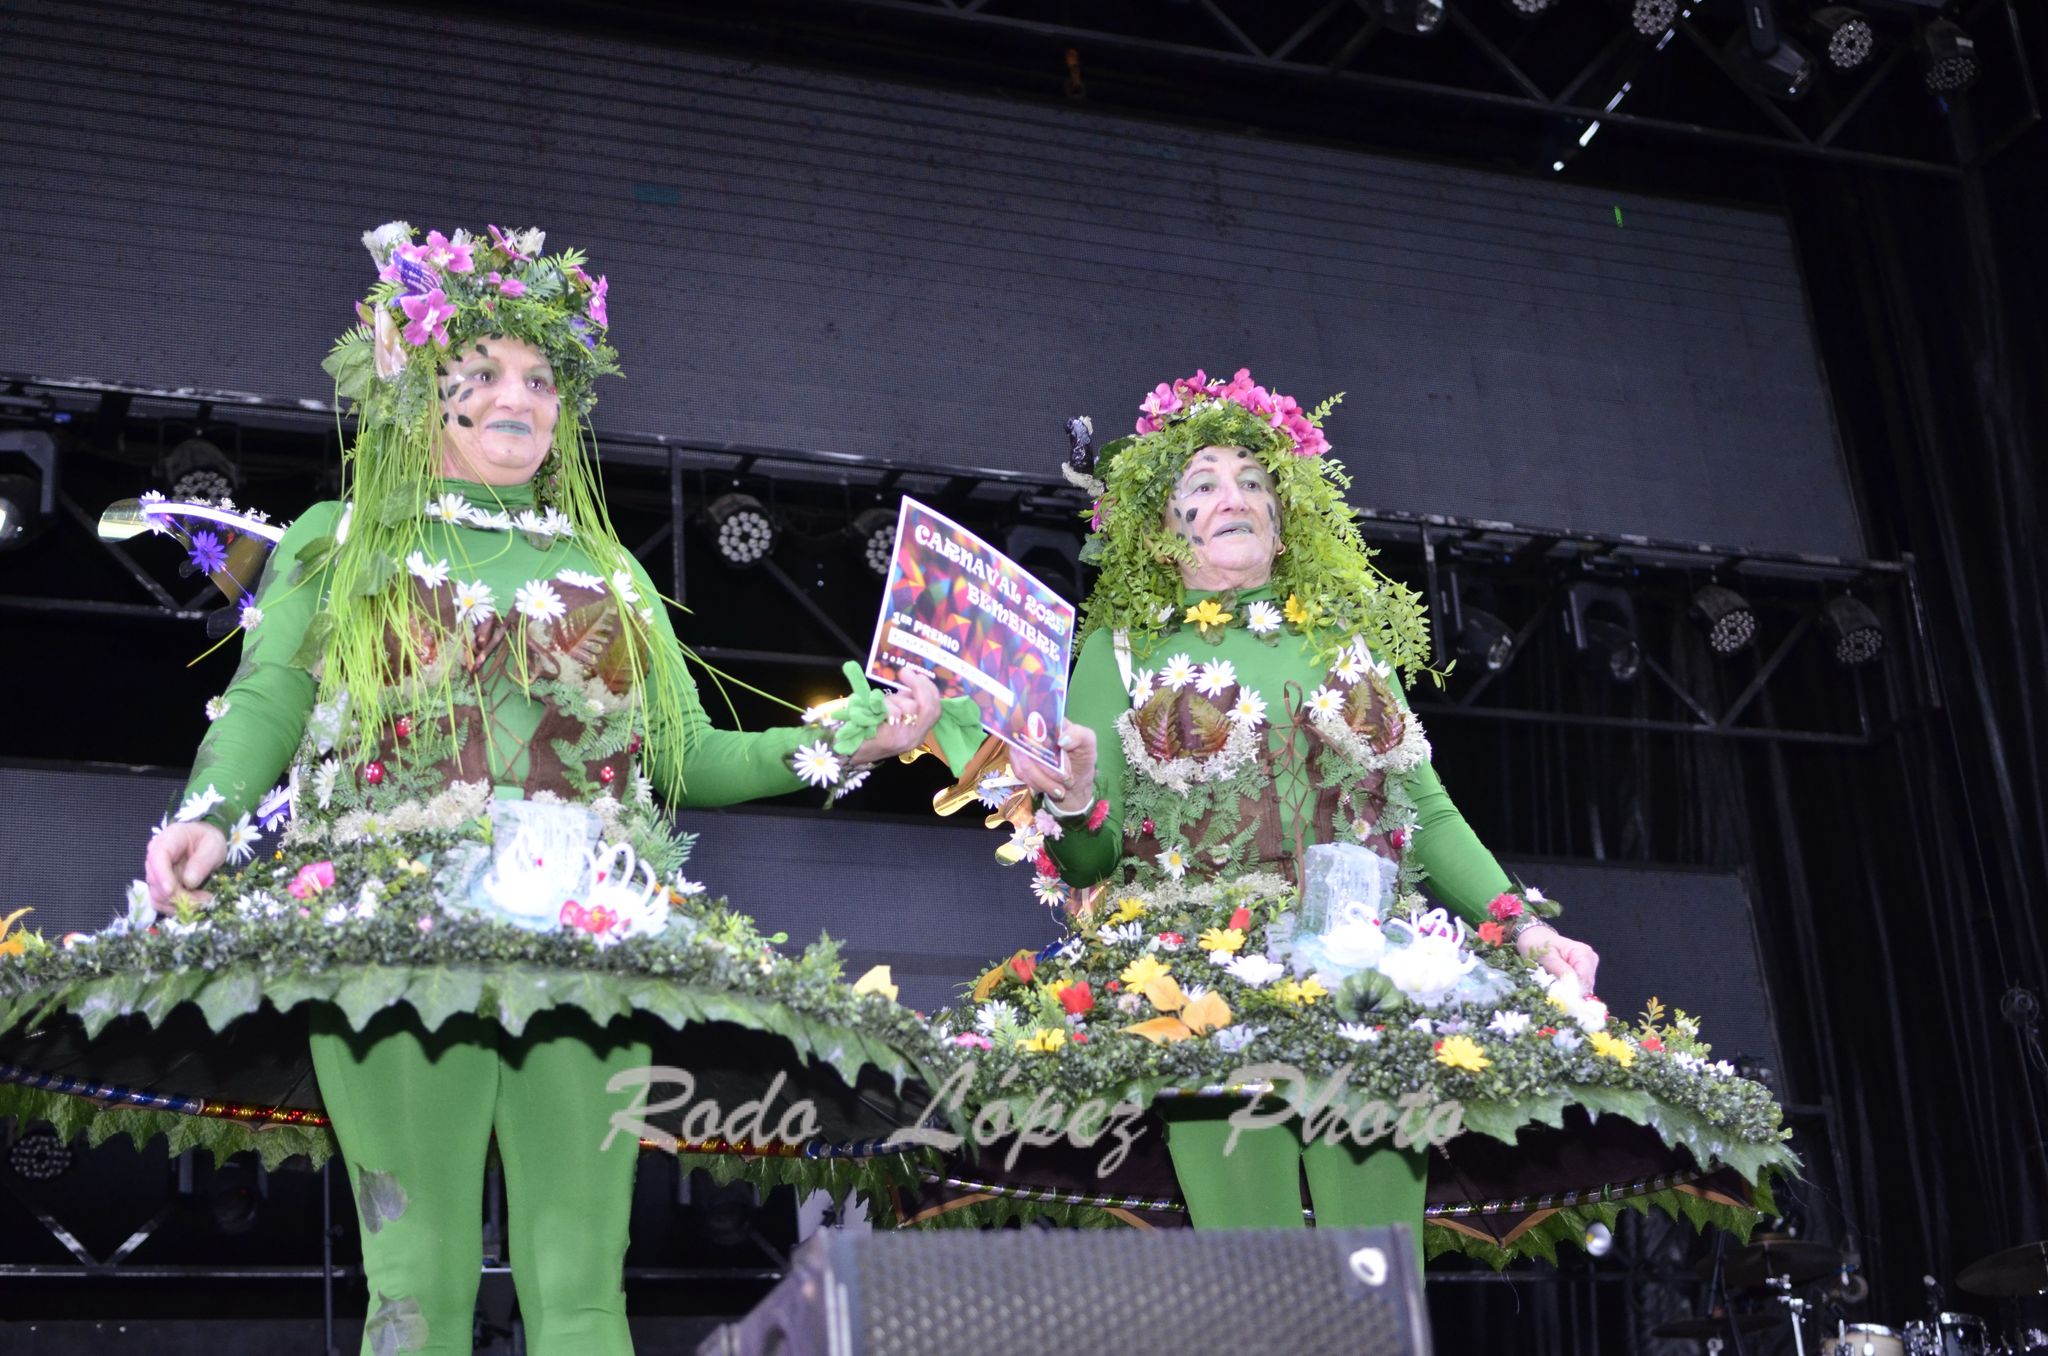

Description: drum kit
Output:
[1649,1237,2048,1355]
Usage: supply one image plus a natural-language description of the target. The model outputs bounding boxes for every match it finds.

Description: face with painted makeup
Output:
[1162,444,1282,592]
[437,334,561,486]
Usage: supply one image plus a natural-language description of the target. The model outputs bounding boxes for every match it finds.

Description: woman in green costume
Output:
[933,368,1792,1264]
[4,223,966,1356]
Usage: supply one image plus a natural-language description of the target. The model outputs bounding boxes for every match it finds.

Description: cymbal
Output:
[1652,1313,1782,1339]
[1959,1240,2048,1297]
[1695,1235,1843,1287]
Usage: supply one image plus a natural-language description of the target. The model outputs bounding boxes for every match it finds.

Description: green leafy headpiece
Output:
[302,224,697,791]
[1069,367,1437,679]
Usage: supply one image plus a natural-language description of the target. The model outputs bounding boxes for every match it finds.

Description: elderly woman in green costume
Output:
[98,223,956,1355]
[942,368,1791,1263]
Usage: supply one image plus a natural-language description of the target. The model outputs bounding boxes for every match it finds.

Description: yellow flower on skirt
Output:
[1184,599,1233,630]
[1588,1031,1637,1067]
[1121,954,1172,990]
[1198,926,1246,954]
[1435,1034,1492,1072]
[1019,1027,1068,1053]
[1109,896,1147,925]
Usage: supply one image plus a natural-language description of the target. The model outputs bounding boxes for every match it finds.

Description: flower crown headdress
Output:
[325,221,619,421]
[1067,367,1437,679]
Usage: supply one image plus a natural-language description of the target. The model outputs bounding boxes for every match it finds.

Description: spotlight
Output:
[7,1125,73,1181]
[1814,7,1875,70]
[1443,573,1516,672]
[1918,19,1978,94]
[0,430,58,551]
[706,492,776,568]
[1820,594,1883,666]
[849,506,899,578]
[1690,584,1757,656]
[1566,581,1642,683]
[1583,1221,1614,1257]
[1632,0,1677,36]
[164,435,238,503]
[1503,0,1557,15]
[1371,0,1446,37]
[1724,26,1816,101]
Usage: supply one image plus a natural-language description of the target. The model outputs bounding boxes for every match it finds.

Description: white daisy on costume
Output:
[427,493,470,522]
[406,551,451,588]
[223,813,260,865]
[1304,684,1343,717]
[514,580,566,624]
[452,579,496,625]
[1159,844,1189,880]
[1127,669,1156,704]
[175,784,225,823]
[790,742,842,788]
[610,569,640,604]
[312,758,341,810]
[1193,659,1237,698]
[1229,690,1268,729]
[238,605,264,631]
[1336,1022,1382,1044]
[538,507,575,538]
[1332,649,1366,685]
[204,696,231,722]
[1244,600,1283,635]
[1030,875,1068,908]
[554,567,604,590]
[1223,953,1284,986]
[1159,654,1198,691]
[1488,1010,1532,1038]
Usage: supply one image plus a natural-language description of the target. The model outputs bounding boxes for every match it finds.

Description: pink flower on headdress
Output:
[420,230,475,274]
[488,224,530,261]
[1140,382,1182,423]
[399,288,455,346]
[586,274,609,328]
[487,271,527,298]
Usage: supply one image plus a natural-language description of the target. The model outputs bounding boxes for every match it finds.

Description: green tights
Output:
[1160,1101,1428,1271]
[308,1005,650,1356]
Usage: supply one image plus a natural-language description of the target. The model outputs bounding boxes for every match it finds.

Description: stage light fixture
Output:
[706,492,776,568]
[1814,6,1875,70]
[1918,19,1978,93]
[1820,593,1884,666]
[1632,0,1678,36]
[164,435,238,503]
[849,506,899,578]
[1566,581,1642,683]
[1724,28,1816,100]
[0,430,58,551]
[7,1125,73,1181]
[1372,0,1447,37]
[1443,573,1516,672]
[1503,0,1557,16]
[1690,583,1757,655]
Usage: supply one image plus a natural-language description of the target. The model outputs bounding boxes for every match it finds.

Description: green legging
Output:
[308,1004,650,1356]
[1160,1100,1428,1271]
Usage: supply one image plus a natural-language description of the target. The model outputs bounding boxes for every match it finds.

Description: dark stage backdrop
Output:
[1,765,1780,1063]
[0,0,1859,557]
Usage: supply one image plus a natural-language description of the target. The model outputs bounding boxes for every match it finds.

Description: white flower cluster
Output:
[424,492,574,540]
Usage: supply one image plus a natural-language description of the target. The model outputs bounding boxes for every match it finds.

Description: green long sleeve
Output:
[1043,588,1512,925]
[179,502,340,829]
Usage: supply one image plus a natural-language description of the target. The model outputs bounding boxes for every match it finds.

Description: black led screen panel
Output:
[2,0,1859,557]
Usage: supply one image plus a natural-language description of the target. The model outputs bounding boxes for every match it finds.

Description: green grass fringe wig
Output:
[304,222,699,794]
[1071,368,1441,683]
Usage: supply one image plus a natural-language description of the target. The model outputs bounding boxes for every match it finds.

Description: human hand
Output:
[1518,922,1599,992]
[144,821,226,913]
[848,669,942,764]
[1011,722,1099,814]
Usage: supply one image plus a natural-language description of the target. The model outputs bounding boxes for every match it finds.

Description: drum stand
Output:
[1703,1230,1755,1356]
[1768,1274,1812,1356]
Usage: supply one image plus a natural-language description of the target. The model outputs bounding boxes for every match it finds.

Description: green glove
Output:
[825,661,986,776]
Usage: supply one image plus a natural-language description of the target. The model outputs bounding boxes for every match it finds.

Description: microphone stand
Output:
[1768,1274,1810,1356]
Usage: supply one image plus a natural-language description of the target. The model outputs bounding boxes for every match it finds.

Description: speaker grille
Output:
[846,1229,1425,1356]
